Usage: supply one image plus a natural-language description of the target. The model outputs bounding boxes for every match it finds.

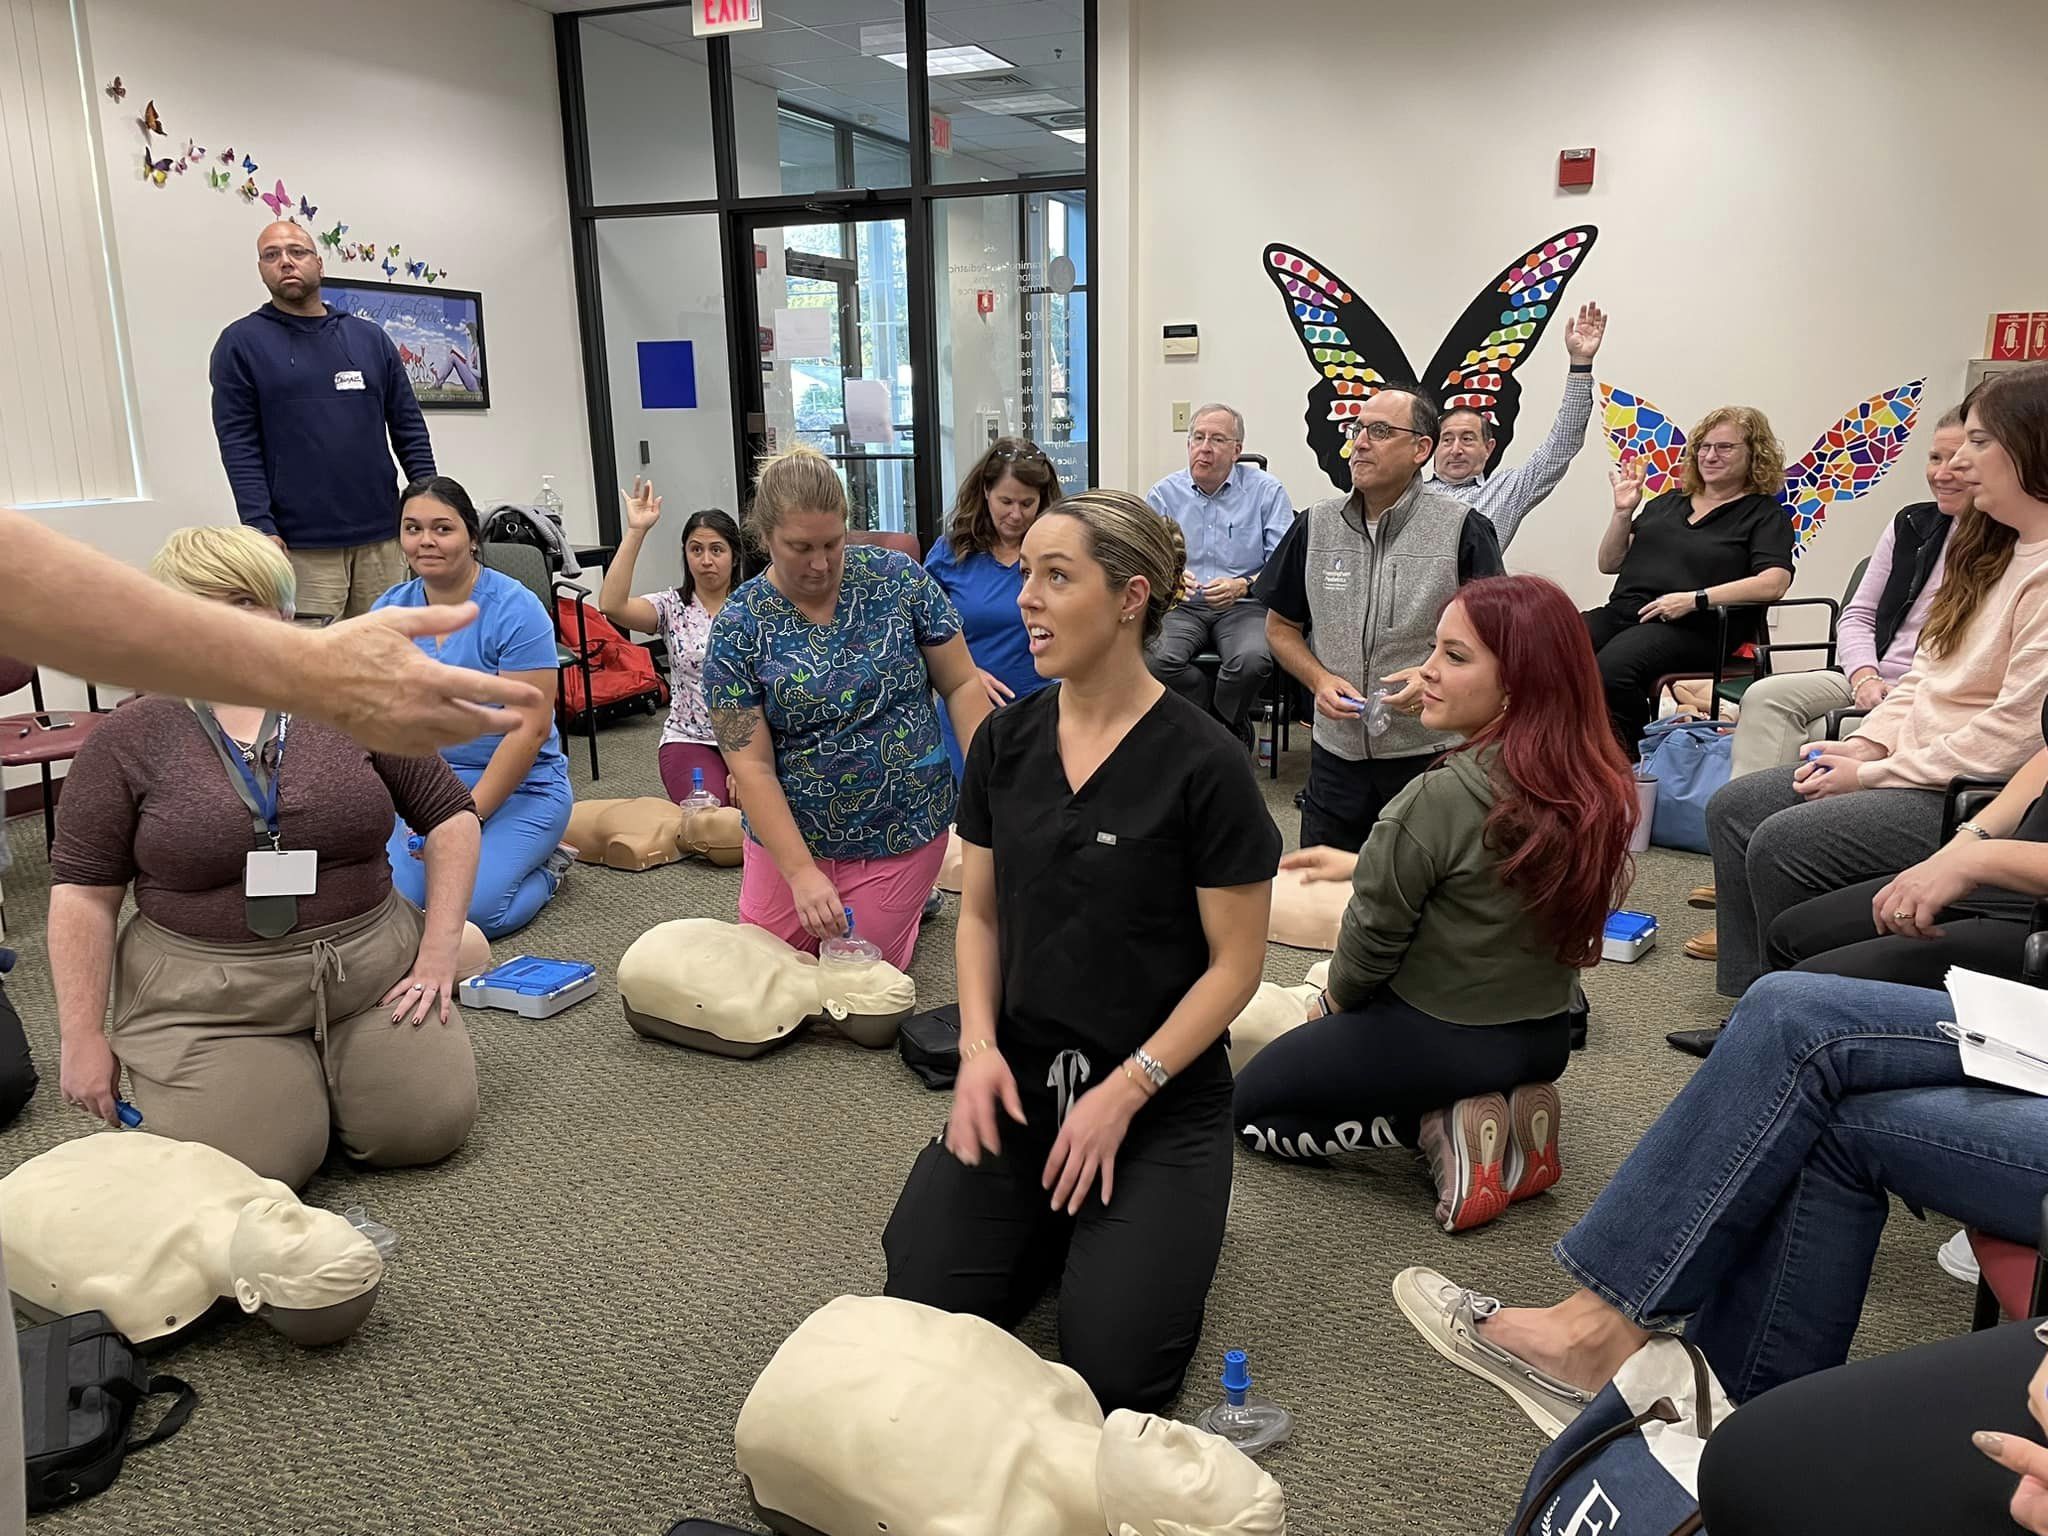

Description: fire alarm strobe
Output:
[1559,147,1596,189]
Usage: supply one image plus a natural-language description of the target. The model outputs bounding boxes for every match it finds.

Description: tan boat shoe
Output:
[1683,929,1717,960]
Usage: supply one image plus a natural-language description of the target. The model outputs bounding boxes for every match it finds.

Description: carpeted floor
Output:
[0,714,1978,1535]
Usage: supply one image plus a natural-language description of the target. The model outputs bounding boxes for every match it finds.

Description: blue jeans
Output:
[1556,970,2048,1402]
[388,766,573,940]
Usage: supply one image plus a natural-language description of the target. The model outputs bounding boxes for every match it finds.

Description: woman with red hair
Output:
[1234,574,1636,1232]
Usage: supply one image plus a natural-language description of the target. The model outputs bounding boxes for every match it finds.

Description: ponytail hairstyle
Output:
[1449,575,1637,969]
[1039,488,1186,645]
[745,443,847,551]
[674,508,746,607]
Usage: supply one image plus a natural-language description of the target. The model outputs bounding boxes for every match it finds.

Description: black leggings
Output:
[1582,602,1727,755]
[1232,987,1571,1159]
[1768,875,2032,987]
[881,1045,1233,1414]
[1699,1319,2043,1534]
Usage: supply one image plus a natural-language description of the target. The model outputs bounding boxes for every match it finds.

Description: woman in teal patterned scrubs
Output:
[705,445,993,971]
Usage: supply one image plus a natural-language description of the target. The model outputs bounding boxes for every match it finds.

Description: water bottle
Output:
[1194,1348,1292,1457]
[679,767,722,813]
[819,907,882,966]
[1362,686,1392,739]
[537,475,565,524]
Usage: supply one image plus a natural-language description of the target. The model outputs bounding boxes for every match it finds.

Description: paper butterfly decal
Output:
[171,159,187,175]
[1601,381,1925,556]
[360,243,377,261]
[433,268,447,283]
[180,138,203,165]
[381,256,398,278]
[242,155,258,175]
[387,243,401,259]
[138,100,163,136]
[259,180,290,217]
[238,178,259,201]
[207,168,230,190]
[104,77,126,102]
[298,195,317,221]
[141,144,172,187]
[406,260,426,279]
[219,147,236,164]
[340,244,359,262]
[320,222,348,249]
[1264,227,1599,491]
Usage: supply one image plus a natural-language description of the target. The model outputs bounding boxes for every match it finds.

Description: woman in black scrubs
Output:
[1583,405,1796,752]
[1766,704,2048,986]
[882,488,1279,1415]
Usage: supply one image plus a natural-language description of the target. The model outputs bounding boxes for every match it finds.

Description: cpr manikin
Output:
[0,1134,383,1346]
[565,797,743,871]
[1265,868,1347,952]
[618,919,916,1058]
[734,1296,1286,1536]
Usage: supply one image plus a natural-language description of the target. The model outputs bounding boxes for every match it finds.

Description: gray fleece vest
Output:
[1302,479,1472,762]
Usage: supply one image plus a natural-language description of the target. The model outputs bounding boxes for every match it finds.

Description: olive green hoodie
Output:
[1325,746,1581,1024]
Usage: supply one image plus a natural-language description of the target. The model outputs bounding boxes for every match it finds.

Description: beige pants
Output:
[1728,669,1857,778]
[109,890,478,1189]
[288,538,410,620]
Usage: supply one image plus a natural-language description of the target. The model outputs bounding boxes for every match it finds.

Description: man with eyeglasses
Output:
[1431,302,1607,548]
[1143,404,1297,747]
[1258,385,1503,851]
[209,221,437,621]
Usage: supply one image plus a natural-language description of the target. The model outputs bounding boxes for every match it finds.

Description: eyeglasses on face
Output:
[1186,431,1240,449]
[1694,440,1748,459]
[1342,419,1426,445]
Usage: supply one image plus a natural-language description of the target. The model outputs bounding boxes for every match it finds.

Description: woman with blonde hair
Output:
[703,445,991,970]
[50,525,482,1188]
[926,437,1063,775]
[1582,404,1797,752]
[883,489,1278,1414]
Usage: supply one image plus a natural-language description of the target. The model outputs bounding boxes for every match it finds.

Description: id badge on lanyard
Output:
[191,705,315,937]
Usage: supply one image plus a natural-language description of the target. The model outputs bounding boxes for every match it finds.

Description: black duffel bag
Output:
[19,1312,196,1511]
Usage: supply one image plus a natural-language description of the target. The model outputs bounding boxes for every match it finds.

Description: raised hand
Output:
[1611,458,1648,515]
[1566,301,1607,364]
[621,477,663,535]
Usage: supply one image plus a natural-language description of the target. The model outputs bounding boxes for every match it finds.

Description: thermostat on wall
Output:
[1163,323,1199,360]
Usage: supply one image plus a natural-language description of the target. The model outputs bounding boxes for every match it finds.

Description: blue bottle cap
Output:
[1221,1348,1251,1394]
[692,767,705,789]
[842,905,856,931]
[115,1099,143,1128]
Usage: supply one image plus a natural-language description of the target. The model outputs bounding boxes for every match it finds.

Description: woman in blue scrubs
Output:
[925,438,1063,776]
[374,477,573,939]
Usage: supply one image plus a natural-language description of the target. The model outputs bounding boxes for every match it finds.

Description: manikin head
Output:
[228,1198,384,1346]
[257,219,322,309]
[1098,1410,1289,1536]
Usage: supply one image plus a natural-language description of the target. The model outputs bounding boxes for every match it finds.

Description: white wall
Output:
[7,0,593,785]
[1102,0,2048,614]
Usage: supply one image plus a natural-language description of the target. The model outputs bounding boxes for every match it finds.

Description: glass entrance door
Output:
[742,211,915,536]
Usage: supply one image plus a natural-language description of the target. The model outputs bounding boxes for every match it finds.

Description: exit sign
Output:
[693,0,762,37]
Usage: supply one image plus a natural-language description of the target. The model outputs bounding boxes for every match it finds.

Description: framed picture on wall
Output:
[322,276,489,410]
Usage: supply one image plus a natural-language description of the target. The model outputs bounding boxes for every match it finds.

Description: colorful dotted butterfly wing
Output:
[1418,227,1599,474]
[1779,380,1923,555]
[1262,245,1417,492]
[1600,385,1689,496]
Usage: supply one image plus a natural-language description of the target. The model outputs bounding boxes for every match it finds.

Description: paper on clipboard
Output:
[1944,966,2048,1095]
[844,378,893,445]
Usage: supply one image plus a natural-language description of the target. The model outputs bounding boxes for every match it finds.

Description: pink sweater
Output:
[1857,538,2048,789]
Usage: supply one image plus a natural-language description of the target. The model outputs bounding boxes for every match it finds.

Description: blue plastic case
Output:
[1601,910,1659,964]
[459,956,600,1018]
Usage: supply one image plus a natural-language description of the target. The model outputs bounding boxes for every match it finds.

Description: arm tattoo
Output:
[710,708,760,753]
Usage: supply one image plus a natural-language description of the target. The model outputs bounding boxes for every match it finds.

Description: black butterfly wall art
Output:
[1263,226,1598,490]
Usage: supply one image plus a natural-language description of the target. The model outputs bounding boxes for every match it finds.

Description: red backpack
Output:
[555,597,669,722]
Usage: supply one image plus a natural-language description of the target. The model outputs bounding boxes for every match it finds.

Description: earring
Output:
[1120,613,1134,624]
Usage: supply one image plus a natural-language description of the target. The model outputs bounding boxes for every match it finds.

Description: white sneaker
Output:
[1938,1227,1981,1285]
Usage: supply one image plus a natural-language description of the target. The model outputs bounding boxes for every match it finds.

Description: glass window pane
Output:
[852,130,910,190]
[580,15,718,206]
[593,216,740,598]
[933,191,1090,505]
[926,2,1086,184]
[777,110,840,196]
[734,2,910,197]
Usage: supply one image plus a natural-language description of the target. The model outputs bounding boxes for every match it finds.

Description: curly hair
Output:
[1679,406,1786,499]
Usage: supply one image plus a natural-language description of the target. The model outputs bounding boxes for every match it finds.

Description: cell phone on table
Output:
[30,712,73,731]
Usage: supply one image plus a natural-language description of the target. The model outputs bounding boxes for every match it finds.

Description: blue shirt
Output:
[703,545,962,860]
[1146,464,1296,589]
[925,534,1049,777]
[371,566,566,780]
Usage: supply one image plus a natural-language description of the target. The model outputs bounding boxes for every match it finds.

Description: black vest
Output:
[1872,502,1952,659]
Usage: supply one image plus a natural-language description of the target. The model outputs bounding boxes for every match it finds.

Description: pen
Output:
[1940,1022,2048,1074]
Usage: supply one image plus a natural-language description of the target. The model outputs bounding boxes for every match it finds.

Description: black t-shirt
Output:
[1256,501,1503,625]
[957,685,1282,1065]
[1605,490,1795,639]
[2014,693,2048,843]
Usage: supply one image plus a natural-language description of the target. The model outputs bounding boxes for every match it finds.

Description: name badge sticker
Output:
[1096,831,1118,846]
[334,370,366,391]
[246,848,318,897]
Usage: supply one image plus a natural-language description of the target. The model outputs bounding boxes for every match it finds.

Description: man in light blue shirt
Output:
[1145,403,1296,744]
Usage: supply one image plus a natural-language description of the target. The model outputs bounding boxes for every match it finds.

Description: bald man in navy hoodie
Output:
[209,220,437,620]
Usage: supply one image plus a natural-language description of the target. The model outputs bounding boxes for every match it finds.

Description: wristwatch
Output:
[1132,1049,1171,1091]
[1568,363,1593,374]
[1693,589,1710,611]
